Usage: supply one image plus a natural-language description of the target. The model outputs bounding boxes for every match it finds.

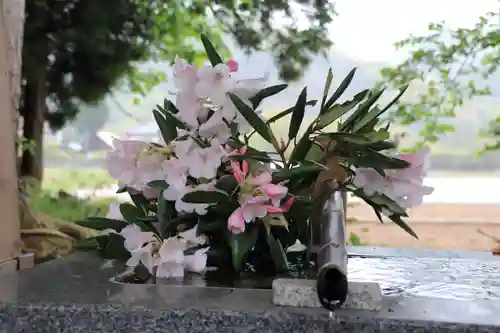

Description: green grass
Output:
[31,167,116,221]
[31,190,113,221]
[43,167,115,192]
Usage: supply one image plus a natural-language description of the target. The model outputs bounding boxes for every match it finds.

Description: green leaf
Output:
[227,226,259,271]
[95,234,130,260]
[74,237,98,251]
[379,84,409,115]
[267,234,289,272]
[157,197,175,238]
[128,192,150,216]
[215,175,239,195]
[147,180,169,190]
[321,68,333,111]
[201,33,223,66]
[119,203,143,223]
[265,101,317,125]
[289,136,312,163]
[341,88,386,132]
[250,84,288,109]
[229,93,274,143]
[288,87,308,141]
[181,190,229,204]
[323,68,357,112]
[163,98,179,114]
[273,163,326,183]
[153,110,177,144]
[198,218,226,233]
[316,90,369,130]
[389,215,418,239]
[156,105,189,130]
[74,217,128,232]
[325,132,374,145]
[346,150,410,170]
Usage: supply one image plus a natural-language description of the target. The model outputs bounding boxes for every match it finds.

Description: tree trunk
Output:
[20,71,45,181]
[0,0,24,262]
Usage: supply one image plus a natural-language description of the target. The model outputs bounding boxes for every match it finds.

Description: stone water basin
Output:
[139,246,500,301]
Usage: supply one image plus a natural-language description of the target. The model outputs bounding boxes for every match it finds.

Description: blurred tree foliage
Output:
[380,8,500,151]
[21,0,337,180]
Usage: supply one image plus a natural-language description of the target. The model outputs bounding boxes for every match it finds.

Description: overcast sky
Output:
[329,0,499,63]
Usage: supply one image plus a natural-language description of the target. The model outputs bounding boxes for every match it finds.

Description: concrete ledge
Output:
[273,278,382,311]
[0,253,499,332]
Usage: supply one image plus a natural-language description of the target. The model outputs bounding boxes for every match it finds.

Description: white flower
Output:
[184,247,209,273]
[163,184,210,216]
[119,225,156,273]
[178,224,207,247]
[198,112,231,142]
[162,158,188,190]
[155,237,186,278]
[195,63,235,105]
[126,242,155,274]
[119,224,155,252]
[106,202,124,220]
[186,144,226,180]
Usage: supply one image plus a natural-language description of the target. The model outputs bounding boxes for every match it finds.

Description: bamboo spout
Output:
[315,190,348,311]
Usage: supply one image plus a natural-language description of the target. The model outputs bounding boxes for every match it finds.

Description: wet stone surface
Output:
[119,254,500,301]
[348,256,500,300]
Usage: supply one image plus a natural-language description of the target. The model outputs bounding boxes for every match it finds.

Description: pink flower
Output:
[227,159,295,234]
[353,149,434,211]
[228,207,246,234]
[227,60,239,72]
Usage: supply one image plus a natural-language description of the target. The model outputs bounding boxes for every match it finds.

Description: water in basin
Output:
[115,255,500,300]
[348,256,500,300]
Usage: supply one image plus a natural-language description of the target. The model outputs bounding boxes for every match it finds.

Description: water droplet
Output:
[329,311,336,320]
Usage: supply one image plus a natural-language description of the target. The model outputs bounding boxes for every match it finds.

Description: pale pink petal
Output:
[184,248,208,273]
[250,171,272,185]
[230,160,246,184]
[228,207,246,234]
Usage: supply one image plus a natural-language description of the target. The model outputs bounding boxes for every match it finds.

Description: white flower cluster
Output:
[106,59,266,215]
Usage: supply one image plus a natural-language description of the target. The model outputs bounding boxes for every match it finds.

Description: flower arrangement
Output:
[78,34,434,280]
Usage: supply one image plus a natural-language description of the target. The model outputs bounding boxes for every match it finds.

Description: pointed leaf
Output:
[321,69,333,110]
[229,93,274,143]
[156,105,189,130]
[273,163,326,183]
[227,226,259,271]
[316,90,369,130]
[163,98,179,114]
[389,214,418,239]
[265,100,317,125]
[289,136,312,163]
[288,87,308,141]
[267,234,289,272]
[153,110,177,144]
[95,234,130,260]
[341,88,386,132]
[74,217,128,232]
[181,190,229,204]
[322,68,357,112]
[250,84,288,109]
[201,33,223,66]
[158,197,175,238]
[119,203,143,223]
[128,191,150,215]
[147,180,169,190]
